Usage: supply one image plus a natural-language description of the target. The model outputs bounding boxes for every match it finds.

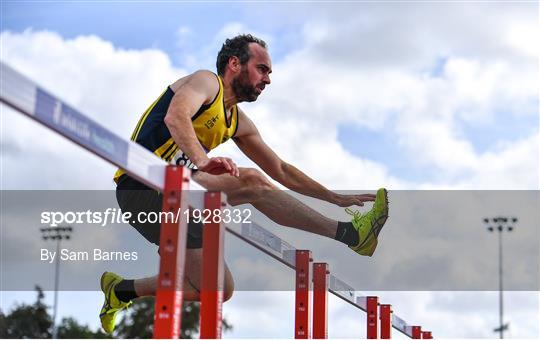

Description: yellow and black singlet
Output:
[114,74,239,183]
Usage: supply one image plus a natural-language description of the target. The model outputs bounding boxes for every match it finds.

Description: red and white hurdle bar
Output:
[0,61,433,339]
[152,166,433,339]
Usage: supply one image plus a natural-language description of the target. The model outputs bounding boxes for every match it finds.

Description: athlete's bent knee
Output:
[225,168,276,206]
[239,168,274,190]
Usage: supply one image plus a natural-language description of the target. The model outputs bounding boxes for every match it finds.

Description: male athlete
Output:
[99,34,388,333]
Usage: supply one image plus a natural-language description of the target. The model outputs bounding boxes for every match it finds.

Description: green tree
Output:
[56,317,110,339]
[1,286,108,339]
[1,286,52,338]
[114,297,154,338]
[0,310,7,337]
[115,297,232,339]
[1,287,230,339]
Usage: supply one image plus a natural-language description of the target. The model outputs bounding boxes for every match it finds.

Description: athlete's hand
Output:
[331,193,376,207]
[198,157,240,177]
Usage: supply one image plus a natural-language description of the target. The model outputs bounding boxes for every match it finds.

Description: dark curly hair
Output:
[216,34,267,76]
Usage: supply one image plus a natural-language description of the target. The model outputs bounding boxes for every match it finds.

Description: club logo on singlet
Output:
[204,113,220,129]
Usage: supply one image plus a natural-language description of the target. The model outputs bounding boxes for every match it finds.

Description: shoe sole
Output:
[99,272,130,335]
[100,272,108,293]
[99,272,120,319]
[99,272,112,318]
[372,188,389,238]
[357,189,389,256]
[360,238,378,257]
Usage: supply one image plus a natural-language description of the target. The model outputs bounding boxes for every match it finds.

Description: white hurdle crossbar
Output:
[1,61,432,339]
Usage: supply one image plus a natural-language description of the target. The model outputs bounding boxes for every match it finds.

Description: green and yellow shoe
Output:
[99,272,132,334]
[347,188,389,257]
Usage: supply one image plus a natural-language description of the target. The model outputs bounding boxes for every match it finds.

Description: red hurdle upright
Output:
[199,192,226,338]
[312,263,329,339]
[411,326,422,339]
[422,331,433,339]
[380,304,393,339]
[295,250,312,339]
[366,296,379,339]
[153,166,190,339]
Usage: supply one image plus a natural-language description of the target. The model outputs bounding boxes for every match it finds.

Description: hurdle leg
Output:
[422,331,433,339]
[153,166,190,339]
[295,250,313,339]
[199,192,226,339]
[380,304,392,339]
[366,296,379,339]
[312,263,329,339]
[411,326,422,339]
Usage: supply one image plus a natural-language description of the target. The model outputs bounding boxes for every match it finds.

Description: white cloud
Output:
[1,29,187,189]
[3,3,538,190]
[229,4,539,190]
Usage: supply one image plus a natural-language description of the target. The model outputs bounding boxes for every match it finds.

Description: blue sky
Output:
[2,2,233,52]
[2,1,302,64]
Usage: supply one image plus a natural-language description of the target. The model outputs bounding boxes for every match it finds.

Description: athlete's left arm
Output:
[233,109,375,207]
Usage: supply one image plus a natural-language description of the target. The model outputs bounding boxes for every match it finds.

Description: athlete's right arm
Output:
[164,70,238,176]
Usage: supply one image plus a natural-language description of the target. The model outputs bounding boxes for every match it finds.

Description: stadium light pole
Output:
[40,226,73,339]
[483,216,517,339]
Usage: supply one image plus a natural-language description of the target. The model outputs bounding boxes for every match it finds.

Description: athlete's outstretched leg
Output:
[193,167,389,256]
[193,168,339,238]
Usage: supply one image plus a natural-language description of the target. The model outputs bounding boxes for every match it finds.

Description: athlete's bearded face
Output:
[231,66,259,102]
[231,43,272,103]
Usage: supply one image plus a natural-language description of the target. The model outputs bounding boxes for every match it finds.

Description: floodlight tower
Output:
[483,216,517,339]
[40,226,73,339]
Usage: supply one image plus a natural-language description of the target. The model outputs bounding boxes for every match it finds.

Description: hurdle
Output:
[1,61,433,339]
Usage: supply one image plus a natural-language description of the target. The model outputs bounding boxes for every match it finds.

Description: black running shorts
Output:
[116,174,203,249]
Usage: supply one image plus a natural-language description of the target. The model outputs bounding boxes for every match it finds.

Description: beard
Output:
[231,66,259,102]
